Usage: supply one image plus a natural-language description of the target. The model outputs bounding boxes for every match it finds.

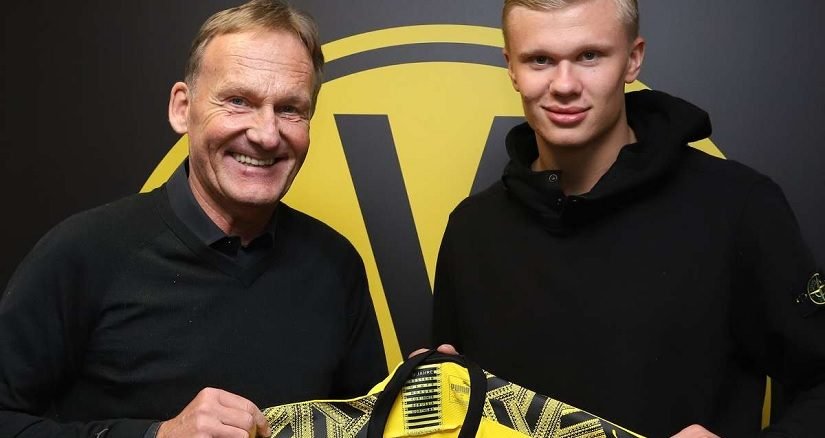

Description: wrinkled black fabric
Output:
[434,90,825,437]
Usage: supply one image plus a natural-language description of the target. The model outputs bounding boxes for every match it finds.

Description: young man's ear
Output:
[168,82,191,134]
[625,37,646,84]
[503,49,520,92]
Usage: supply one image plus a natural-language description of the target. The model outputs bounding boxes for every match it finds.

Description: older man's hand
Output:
[157,387,270,438]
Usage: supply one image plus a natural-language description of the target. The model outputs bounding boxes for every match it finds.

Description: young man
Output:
[0,1,386,437]
[432,0,825,436]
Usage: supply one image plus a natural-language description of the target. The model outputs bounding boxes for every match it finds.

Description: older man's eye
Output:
[278,105,309,120]
[229,97,247,106]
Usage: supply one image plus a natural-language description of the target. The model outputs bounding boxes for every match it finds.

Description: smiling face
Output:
[504,0,644,153]
[169,28,313,220]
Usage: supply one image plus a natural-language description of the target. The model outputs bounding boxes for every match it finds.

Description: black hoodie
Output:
[433,90,825,437]
[502,90,712,233]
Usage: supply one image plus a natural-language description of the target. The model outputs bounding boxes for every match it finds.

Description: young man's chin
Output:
[537,130,595,150]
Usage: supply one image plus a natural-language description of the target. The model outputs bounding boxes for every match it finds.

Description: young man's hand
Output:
[408,344,459,358]
[670,424,720,438]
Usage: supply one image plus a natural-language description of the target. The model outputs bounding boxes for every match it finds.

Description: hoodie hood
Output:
[502,89,712,234]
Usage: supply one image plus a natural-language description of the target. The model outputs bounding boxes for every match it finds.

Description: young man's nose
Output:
[549,61,582,97]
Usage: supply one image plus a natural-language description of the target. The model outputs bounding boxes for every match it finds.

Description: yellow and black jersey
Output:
[263,350,643,437]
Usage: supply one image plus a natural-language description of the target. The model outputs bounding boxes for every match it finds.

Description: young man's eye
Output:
[534,56,551,65]
[581,51,599,61]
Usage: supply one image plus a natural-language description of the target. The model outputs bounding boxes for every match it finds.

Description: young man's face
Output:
[169,28,314,214]
[504,0,644,151]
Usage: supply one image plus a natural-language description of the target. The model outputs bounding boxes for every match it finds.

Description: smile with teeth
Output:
[232,153,276,167]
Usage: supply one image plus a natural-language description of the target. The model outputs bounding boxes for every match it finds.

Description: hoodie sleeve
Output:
[729,177,825,437]
[432,212,463,351]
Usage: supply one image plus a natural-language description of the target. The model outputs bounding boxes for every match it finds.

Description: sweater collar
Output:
[166,161,277,255]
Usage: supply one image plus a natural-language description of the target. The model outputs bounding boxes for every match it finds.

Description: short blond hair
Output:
[503,0,639,44]
[185,0,324,111]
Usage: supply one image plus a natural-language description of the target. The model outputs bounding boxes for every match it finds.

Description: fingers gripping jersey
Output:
[262,352,642,438]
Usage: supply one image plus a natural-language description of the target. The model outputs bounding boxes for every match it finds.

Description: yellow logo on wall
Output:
[141,25,723,368]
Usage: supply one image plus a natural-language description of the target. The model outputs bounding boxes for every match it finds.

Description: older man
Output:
[432,0,825,437]
[0,1,386,437]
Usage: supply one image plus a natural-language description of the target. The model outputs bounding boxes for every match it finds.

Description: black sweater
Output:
[0,187,386,437]
[433,90,825,437]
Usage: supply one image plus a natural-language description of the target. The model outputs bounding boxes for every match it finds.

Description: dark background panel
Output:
[641,2,825,264]
[2,0,823,290]
[2,1,206,285]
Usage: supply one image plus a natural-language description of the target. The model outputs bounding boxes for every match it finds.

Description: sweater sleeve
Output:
[0,222,155,438]
[329,250,388,398]
[729,177,825,437]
